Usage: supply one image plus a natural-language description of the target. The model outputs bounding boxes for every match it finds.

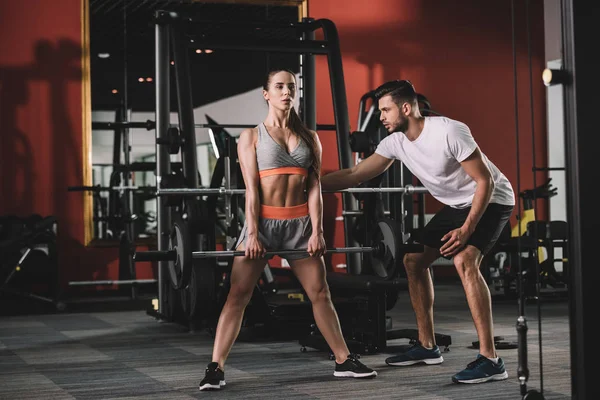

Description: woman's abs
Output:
[259,174,307,207]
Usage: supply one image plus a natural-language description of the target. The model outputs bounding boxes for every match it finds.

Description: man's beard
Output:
[392,118,408,133]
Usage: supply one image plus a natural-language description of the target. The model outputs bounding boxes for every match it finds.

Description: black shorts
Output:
[418,203,514,256]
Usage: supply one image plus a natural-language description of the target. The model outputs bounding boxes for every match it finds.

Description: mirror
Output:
[84,0,307,246]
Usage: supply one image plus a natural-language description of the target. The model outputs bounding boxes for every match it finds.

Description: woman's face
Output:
[263,70,296,111]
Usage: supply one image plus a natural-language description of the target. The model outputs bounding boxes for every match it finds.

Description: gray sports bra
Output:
[256,123,312,178]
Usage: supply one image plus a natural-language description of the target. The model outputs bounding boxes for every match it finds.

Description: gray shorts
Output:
[235,210,312,261]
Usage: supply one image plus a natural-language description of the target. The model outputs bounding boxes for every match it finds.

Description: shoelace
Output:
[347,353,366,367]
[466,357,489,370]
[406,342,421,352]
[206,365,222,374]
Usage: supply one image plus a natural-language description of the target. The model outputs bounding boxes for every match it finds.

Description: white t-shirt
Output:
[375,116,515,208]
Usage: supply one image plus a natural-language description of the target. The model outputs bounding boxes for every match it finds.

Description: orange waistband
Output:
[259,167,308,179]
[260,203,309,220]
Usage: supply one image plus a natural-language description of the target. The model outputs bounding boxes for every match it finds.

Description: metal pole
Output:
[319,19,361,274]
[224,151,233,230]
[122,106,136,299]
[155,11,172,317]
[68,279,157,286]
[134,246,381,262]
[562,0,598,398]
[155,186,425,196]
[183,38,329,54]
[301,18,316,131]
[193,246,376,258]
[112,107,125,165]
[171,18,200,189]
[92,121,337,131]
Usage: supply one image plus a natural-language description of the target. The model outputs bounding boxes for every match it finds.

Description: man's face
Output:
[379,95,408,133]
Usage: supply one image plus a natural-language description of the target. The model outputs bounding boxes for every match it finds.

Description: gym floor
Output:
[0,281,570,400]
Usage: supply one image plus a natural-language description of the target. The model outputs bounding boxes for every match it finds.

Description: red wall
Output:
[0,1,154,294]
[309,0,548,269]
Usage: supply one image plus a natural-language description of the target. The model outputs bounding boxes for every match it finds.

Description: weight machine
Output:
[135,11,453,354]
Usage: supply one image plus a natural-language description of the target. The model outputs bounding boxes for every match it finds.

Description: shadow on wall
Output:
[0,39,118,288]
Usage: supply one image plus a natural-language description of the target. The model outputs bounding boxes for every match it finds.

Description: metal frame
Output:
[155,19,171,317]
[300,17,316,131]
[91,121,337,131]
[561,1,597,399]
[155,12,360,287]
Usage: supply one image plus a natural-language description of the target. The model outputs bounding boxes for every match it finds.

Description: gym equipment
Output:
[68,279,156,286]
[0,215,64,311]
[155,185,428,196]
[511,178,557,238]
[143,12,451,357]
[134,217,402,290]
[511,1,549,397]
[484,179,568,299]
[93,119,338,132]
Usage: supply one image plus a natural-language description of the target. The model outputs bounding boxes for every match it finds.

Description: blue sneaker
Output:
[452,354,509,384]
[385,343,444,366]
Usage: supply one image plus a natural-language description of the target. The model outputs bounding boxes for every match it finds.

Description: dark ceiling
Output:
[90,0,301,112]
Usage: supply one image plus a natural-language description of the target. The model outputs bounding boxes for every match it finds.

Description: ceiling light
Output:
[170,61,175,65]
[112,89,118,94]
[98,53,110,59]
[138,77,144,82]
[146,77,153,82]
[195,49,202,54]
[204,49,213,54]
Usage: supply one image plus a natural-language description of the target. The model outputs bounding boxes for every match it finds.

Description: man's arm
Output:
[320,154,394,191]
[460,148,495,234]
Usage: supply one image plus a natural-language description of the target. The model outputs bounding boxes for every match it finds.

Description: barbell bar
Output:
[134,244,384,263]
[92,120,338,132]
[155,185,428,196]
[68,185,156,192]
[68,279,158,286]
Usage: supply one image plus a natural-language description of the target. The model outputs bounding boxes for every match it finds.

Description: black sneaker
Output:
[385,343,444,366]
[199,362,226,391]
[334,354,377,378]
[452,354,509,384]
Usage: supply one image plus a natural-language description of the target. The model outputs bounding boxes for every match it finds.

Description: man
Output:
[320,80,515,384]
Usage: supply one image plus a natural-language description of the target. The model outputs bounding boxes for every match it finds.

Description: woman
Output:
[199,69,377,391]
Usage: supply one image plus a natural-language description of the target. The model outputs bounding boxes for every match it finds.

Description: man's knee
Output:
[404,253,418,268]
[453,246,482,276]
[403,247,439,272]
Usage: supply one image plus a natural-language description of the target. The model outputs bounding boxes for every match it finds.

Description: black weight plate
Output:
[370,218,398,279]
[168,218,191,289]
[181,259,219,321]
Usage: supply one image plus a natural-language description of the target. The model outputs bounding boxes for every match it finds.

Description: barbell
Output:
[138,245,384,261]
[133,217,403,290]
[155,185,428,197]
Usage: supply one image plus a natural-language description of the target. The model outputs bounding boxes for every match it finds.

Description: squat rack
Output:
[154,11,361,316]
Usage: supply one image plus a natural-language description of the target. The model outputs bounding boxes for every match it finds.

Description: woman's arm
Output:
[237,128,264,258]
[306,131,326,257]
